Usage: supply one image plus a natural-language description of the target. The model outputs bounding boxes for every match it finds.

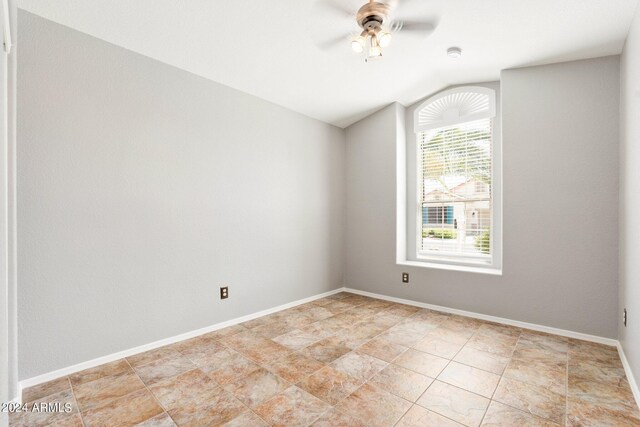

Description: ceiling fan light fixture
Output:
[335,0,436,62]
[367,34,382,58]
[378,31,392,47]
[351,37,365,53]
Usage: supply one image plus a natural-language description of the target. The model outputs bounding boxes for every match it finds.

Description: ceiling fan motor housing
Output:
[357,1,389,32]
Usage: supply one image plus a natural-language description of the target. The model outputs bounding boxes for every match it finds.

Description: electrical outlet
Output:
[220,286,229,300]
[402,272,409,283]
[623,308,627,327]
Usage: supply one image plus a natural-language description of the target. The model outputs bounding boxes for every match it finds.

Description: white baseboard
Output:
[343,287,618,346]
[18,288,344,391]
[618,343,640,410]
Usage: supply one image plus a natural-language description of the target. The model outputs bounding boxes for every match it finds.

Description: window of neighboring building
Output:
[412,86,501,270]
[424,206,454,225]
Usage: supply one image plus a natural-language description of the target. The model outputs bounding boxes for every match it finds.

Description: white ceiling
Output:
[19,0,639,128]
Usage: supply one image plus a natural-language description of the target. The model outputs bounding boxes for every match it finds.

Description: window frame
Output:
[398,85,502,275]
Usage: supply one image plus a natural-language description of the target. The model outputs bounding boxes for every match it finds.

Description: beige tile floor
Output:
[11,292,640,427]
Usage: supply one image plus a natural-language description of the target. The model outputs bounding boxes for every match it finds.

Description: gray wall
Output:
[346,56,620,338]
[18,11,345,380]
[346,103,402,296]
[620,4,640,384]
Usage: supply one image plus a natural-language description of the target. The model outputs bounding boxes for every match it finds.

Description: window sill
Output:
[396,259,502,276]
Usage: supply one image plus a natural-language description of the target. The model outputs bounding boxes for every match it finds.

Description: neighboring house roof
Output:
[424,176,468,196]
[424,176,489,202]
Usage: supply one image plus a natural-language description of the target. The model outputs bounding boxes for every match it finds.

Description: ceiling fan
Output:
[316,0,437,62]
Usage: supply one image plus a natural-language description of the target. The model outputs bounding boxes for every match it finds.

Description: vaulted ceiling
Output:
[19,0,639,127]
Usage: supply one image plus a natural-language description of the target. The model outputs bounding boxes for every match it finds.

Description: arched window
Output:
[414,86,499,267]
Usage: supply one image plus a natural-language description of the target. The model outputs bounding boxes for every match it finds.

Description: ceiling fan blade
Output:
[384,0,417,13]
[315,0,354,19]
[316,33,350,51]
[384,0,399,10]
[390,19,437,33]
[384,0,412,11]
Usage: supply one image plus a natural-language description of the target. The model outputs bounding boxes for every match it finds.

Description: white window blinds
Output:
[414,87,497,266]
[418,118,493,261]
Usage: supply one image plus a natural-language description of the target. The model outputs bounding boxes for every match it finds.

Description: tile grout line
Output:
[289,296,408,427]
[123,325,259,409]
[224,383,272,427]
[478,331,522,426]
[433,322,492,426]
[348,305,507,425]
[179,345,273,426]
[351,306,477,426]
[192,308,334,425]
[489,333,572,426]
[178,331,276,426]
[492,334,570,426]
[66,377,87,427]
[123,358,175,425]
[296,296,400,426]
[410,321,576,425]
[208,319,330,426]
[259,293,388,427]
[332,304,439,422]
